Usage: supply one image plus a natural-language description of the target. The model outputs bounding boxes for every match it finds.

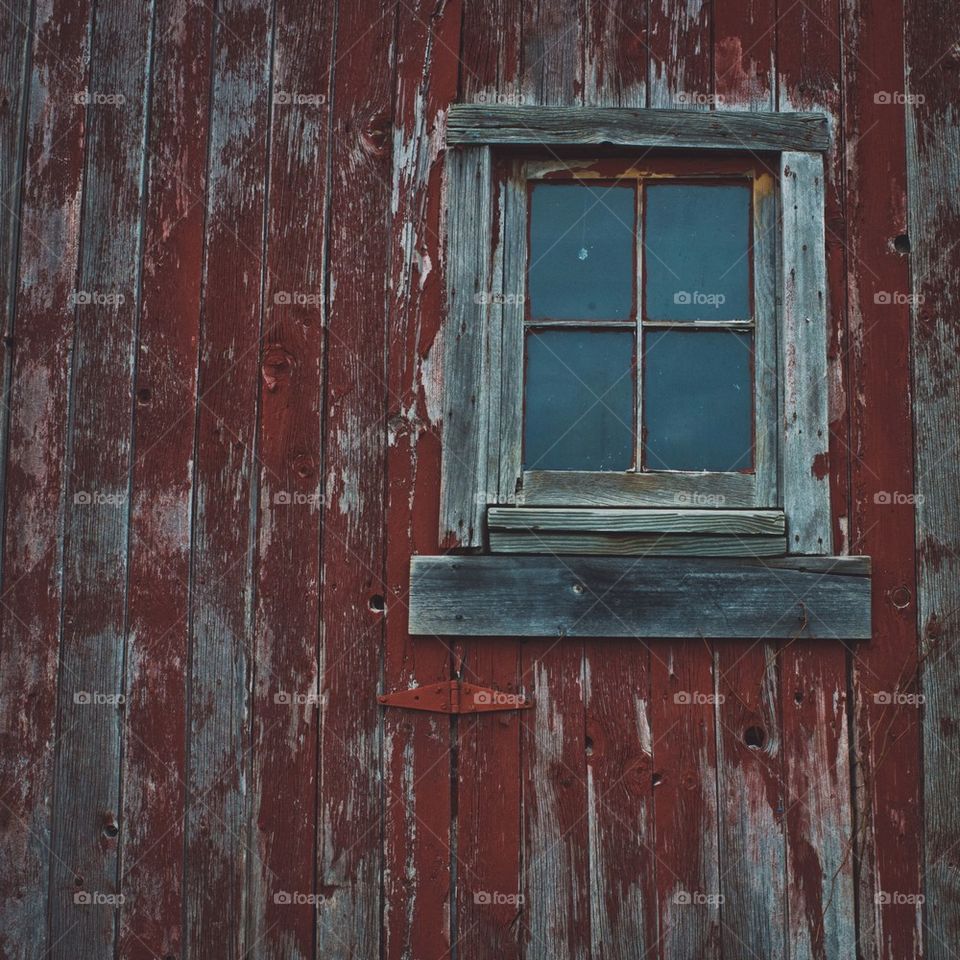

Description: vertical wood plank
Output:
[117,2,212,958]
[712,15,787,959]
[454,5,524,958]
[843,0,923,955]
[316,0,394,955]
[777,7,857,958]
[584,650,656,958]
[646,4,722,958]
[247,1,334,957]
[580,7,654,959]
[649,646,722,958]
[904,0,960,953]
[0,1,91,955]
[780,151,831,553]
[46,0,154,956]
[185,1,272,955]
[383,1,462,957]
[439,145,492,548]
[0,0,33,505]
[648,0,711,109]
[517,7,591,958]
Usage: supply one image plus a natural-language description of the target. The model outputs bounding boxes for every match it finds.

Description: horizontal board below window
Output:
[408,555,871,639]
[489,531,787,557]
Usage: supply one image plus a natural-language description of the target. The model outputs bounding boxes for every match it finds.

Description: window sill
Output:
[408,554,871,640]
[488,506,786,556]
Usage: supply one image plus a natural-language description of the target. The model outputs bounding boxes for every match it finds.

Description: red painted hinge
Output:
[377,680,532,714]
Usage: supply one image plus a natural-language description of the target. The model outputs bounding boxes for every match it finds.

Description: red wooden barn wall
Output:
[0,1,953,958]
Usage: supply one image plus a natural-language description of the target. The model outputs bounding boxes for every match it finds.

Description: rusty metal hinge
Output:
[378,680,532,714]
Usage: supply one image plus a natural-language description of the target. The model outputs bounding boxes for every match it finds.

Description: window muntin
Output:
[515,157,774,503]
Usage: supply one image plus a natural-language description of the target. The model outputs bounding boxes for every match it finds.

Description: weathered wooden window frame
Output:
[495,155,778,516]
[422,106,870,641]
[440,106,832,556]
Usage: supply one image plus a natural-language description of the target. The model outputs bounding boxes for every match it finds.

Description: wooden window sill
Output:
[487,507,786,556]
[408,554,871,640]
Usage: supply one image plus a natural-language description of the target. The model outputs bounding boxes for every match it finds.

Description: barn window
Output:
[415,106,872,641]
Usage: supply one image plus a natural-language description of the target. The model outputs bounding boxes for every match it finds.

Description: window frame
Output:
[493,155,779,511]
[438,107,832,556]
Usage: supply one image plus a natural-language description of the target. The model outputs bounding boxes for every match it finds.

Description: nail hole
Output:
[102,821,119,838]
[74,875,84,887]
[585,735,594,756]
[891,586,912,609]
[572,582,584,595]
[136,387,152,404]
[794,690,804,704]
[744,726,766,749]
[368,594,385,612]
[652,772,663,787]
[893,234,911,254]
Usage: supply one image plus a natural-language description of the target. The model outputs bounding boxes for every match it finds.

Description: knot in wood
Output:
[262,344,295,392]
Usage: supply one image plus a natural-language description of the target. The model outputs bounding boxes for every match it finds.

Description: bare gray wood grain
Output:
[521,469,759,507]
[488,507,785,534]
[488,530,787,556]
[409,555,871,638]
[905,1,960,950]
[447,105,830,151]
[439,145,493,546]
[780,152,831,553]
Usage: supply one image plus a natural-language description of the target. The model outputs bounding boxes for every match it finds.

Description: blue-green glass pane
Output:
[529,182,636,320]
[524,329,635,471]
[643,330,753,471]
[644,183,751,321]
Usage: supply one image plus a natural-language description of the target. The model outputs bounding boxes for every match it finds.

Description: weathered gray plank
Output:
[904,0,960,950]
[409,556,871,638]
[46,0,155,956]
[780,152,831,552]
[446,105,830,151]
[521,469,758,507]
[0,1,89,956]
[439,145,493,547]
[488,531,787,557]
[488,507,785,534]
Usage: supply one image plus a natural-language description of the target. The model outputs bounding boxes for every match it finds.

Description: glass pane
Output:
[643,330,753,471]
[524,329,635,471]
[528,182,636,321]
[644,183,751,321]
